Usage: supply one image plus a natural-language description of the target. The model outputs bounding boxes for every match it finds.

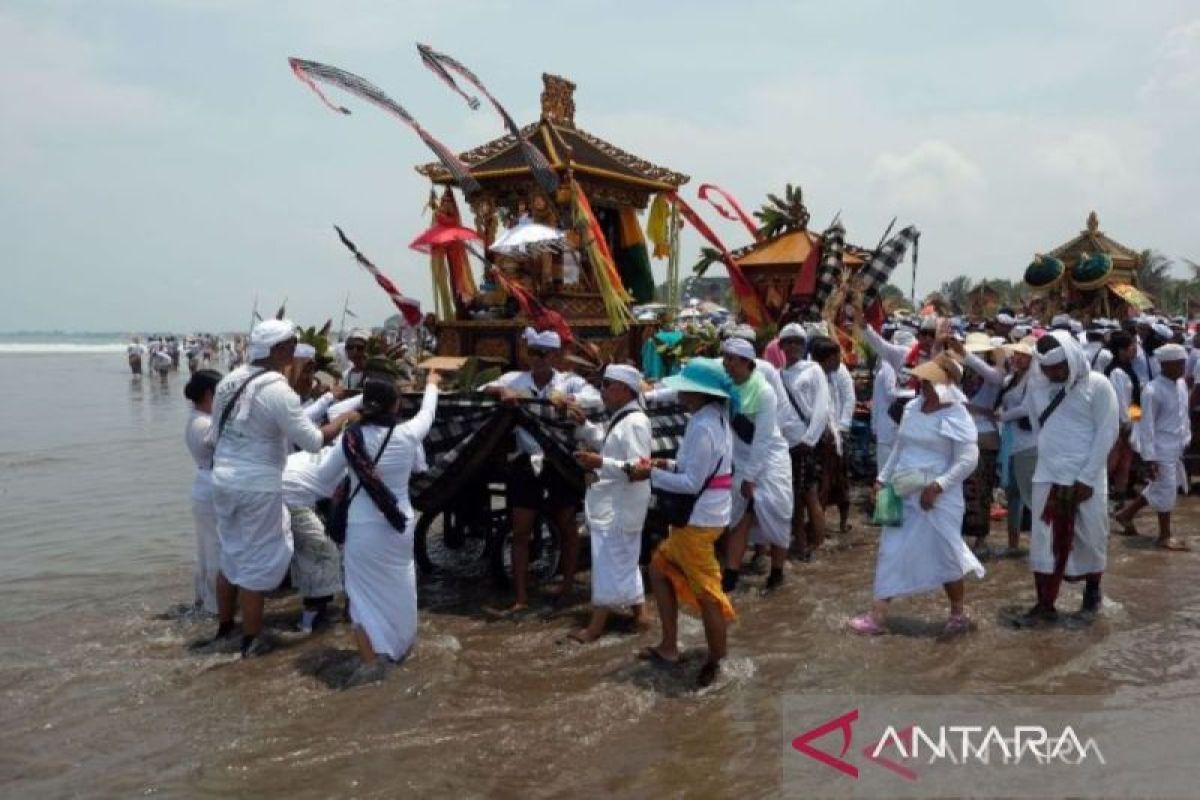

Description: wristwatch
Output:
[621,461,635,479]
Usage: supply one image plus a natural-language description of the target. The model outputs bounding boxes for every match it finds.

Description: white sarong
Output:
[1029,481,1108,577]
[344,518,417,662]
[213,487,293,592]
[589,525,644,608]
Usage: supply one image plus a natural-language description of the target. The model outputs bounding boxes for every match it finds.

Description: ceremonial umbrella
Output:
[489,222,565,259]
[409,223,481,254]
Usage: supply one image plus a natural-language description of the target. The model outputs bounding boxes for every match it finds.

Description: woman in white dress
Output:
[314,370,441,684]
[849,354,984,636]
[183,370,223,614]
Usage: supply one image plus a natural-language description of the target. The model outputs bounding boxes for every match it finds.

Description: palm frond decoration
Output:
[753,183,810,239]
[691,246,723,276]
[297,324,340,377]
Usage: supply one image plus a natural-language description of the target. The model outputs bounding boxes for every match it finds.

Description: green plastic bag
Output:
[872,483,903,527]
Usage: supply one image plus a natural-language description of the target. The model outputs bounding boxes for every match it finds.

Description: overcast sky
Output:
[3,1,1197,332]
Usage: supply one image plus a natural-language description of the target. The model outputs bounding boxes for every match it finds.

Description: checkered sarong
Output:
[812,222,846,309]
[858,225,920,305]
[399,394,687,512]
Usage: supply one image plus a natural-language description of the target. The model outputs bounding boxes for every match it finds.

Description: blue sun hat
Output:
[663,357,737,411]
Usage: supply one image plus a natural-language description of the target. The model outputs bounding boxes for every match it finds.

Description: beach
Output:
[3,345,1200,798]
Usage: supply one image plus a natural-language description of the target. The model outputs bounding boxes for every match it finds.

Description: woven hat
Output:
[662,357,731,398]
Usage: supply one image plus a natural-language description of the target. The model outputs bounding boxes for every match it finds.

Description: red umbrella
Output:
[409,223,481,254]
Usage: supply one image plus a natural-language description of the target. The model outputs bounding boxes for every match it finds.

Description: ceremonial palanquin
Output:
[1023,211,1148,320]
[416,73,688,367]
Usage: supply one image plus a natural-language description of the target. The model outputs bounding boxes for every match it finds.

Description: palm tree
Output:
[691,246,723,277]
[937,275,974,313]
[753,183,810,239]
[1138,249,1174,301]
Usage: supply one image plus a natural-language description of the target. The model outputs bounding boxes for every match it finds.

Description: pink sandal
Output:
[942,613,971,636]
[848,614,885,635]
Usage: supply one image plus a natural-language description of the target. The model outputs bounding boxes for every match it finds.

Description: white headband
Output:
[603,364,642,393]
[721,337,756,361]
[523,326,561,350]
[248,319,296,360]
[294,343,316,360]
[779,322,806,341]
[1036,345,1068,366]
[1155,343,1187,363]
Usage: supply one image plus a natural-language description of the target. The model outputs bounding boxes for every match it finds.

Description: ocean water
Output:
[3,343,1200,798]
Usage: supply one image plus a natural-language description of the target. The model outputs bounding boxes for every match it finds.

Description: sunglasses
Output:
[528,349,553,358]
[345,343,367,351]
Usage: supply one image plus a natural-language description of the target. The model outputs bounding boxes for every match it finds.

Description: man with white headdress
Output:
[567,364,653,642]
[720,336,794,592]
[1113,343,1192,550]
[778,323,834,559]
[1014,330,1119,626]
[196,319,352,656]
[482,327,601,614]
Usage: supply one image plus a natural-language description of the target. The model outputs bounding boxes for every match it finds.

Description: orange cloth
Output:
[651,524,736,620]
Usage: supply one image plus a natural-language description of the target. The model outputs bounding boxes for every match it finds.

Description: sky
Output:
[2,0,1198,332]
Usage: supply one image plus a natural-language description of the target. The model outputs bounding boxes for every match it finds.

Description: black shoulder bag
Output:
[215,369,272,440]
[327,426,395,545]
[652,418,726,527]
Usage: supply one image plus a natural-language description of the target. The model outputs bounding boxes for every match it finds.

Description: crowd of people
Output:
[177,309,1196,689]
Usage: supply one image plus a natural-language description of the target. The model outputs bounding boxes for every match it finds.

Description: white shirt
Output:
[209,365,325,492]
[962,352,1005,435]
[860,324,909,374]
[1135,375,1191,463]
[877,399,979,491]
[484,369,602,456]
[780,360,831,448]
[302,392,337,424]
[1106,367,1136,427]
[575,400,652,533]
[995,371,1037,454]
[1024,372,1119,489]
[829,362,855,432]
[314,384,439,525]
[186,410,214,470]
[757,358,802,449]
[650,402,732,528]
[731,379,790,484]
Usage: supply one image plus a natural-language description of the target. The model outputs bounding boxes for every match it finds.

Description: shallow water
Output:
[3,351,1200,798]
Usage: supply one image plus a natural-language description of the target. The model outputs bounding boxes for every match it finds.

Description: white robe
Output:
[208,366,323,591]
[729,379,794,548]
[576,400,652,608]
[779,360,831,449]
[313,384,439,661]
[1023,369,1119,576]
[1134,375,1191,512]
[874,400,983,599]
[185,409,219,612]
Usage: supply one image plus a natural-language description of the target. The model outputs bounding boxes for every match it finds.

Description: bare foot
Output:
[633,615,653,633]
[567,628,600,644]
[483,603,529,619]
[636,645,679,664]
[1156,538,1190,551]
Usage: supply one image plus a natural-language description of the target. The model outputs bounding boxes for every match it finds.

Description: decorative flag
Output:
[646,193,671,260]
[288,57,481,195]
[812,222,845,309]
[275,300,287,320]
[666,191,769,326]
[417,44,559,196]
[568,179,633,333]
[698,184,761,241]
[333,226,424,327]
[858,225,920,306]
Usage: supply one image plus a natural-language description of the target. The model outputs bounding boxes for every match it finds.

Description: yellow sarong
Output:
[651,525,736,620]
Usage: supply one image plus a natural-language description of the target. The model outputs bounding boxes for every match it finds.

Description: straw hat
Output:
[1003,336,1036,357]
[963,331,999,353]
[910,354,963,385]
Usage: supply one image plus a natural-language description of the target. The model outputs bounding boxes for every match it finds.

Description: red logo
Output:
[792,710,918,782]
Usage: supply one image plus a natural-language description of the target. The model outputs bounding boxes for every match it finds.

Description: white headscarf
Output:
[1031,329,1093,401]
[731,323,757,342]
[1154,343,1187,363]
[248,319,296,360]
[294,343,316,360]
[778,322,806,341]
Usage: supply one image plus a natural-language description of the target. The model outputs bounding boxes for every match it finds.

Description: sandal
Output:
[1156,539,1191,552]
[848,614,885,636]
[941,613,971,637]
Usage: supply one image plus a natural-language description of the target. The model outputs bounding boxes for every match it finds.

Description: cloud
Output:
[868,140,986,219]
[0,10,183,168]
[1142,19,1200,98]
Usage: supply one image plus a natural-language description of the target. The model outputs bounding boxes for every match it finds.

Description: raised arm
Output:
[963,352,1005,387]
[859,323,909,372]
[400,381,440,442]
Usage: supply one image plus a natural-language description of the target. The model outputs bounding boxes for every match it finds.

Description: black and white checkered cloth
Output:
[812,222,846,309]
[401,394,687,512]
[859,225,920,304]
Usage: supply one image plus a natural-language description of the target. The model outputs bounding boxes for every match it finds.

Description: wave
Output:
[0,343,128,354]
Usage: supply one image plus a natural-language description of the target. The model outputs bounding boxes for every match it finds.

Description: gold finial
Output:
[540,73,576,128]
[1086,210,1099,233]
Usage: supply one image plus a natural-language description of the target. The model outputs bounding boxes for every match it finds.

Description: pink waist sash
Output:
[706,474,734,490]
